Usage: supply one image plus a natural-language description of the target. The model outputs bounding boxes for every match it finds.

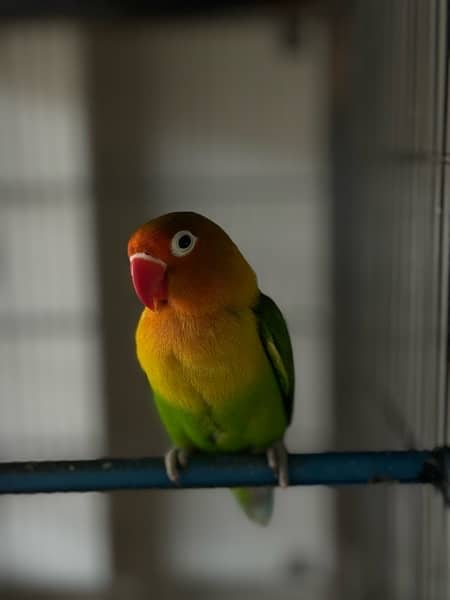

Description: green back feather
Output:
[253,293,295,424]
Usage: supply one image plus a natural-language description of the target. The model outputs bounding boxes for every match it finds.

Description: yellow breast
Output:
[136,306,268,412]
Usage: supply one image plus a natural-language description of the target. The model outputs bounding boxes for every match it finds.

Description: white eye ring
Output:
[170,230,197,257]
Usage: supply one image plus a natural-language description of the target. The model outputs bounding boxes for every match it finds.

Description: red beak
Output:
[130,253,168,311]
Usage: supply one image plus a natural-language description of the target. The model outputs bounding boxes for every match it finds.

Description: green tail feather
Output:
[232,487,274,526]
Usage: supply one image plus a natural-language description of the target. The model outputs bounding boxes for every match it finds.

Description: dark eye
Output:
[178,235,192,249]
[171,230,197,257]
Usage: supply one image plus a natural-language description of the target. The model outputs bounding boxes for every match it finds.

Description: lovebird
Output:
[128,212,294,525]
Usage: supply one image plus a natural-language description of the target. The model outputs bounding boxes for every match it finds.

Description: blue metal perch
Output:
[0,448,448,500]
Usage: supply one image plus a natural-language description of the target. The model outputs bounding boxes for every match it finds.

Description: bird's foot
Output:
[266,440,289,488]
[164,448,190,484]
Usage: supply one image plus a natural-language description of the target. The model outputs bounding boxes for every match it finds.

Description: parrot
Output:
[128,212,294,525]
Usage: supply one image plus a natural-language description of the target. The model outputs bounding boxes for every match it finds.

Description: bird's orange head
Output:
[127,212,258,314]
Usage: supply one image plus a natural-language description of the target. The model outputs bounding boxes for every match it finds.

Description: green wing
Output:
[253,293,295,425]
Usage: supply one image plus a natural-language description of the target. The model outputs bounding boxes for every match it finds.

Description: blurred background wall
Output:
[88,14,332,600]
[0,24,111,592]
[332,2,449,599]
[0,10,333,600]
[0,2,448,599]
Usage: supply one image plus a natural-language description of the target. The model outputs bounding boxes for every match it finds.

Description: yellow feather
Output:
[136,306,269,412]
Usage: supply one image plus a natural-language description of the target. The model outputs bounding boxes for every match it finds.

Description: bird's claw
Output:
[164,448,190,484]
[266,440,289,488]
